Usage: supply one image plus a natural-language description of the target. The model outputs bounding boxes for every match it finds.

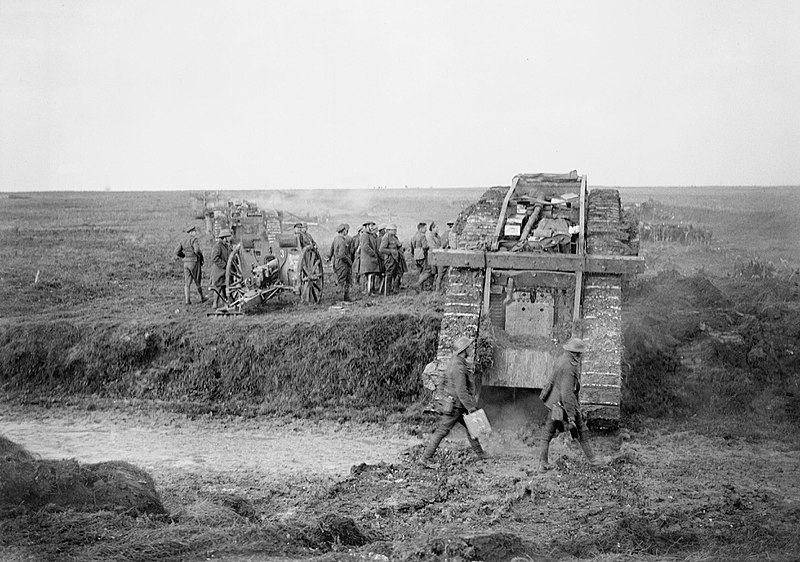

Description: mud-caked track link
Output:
[583,189,638,427]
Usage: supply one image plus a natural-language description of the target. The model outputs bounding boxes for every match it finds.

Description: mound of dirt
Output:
[0,435,165,517]
[622,270,800,424]
[0,309,441,421]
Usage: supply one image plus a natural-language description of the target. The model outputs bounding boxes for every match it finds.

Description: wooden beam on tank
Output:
[430,249,645,275]
[492,270,575,289]
[490,178,519,251]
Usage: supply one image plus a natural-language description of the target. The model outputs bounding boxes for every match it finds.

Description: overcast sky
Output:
[1,1,798,191]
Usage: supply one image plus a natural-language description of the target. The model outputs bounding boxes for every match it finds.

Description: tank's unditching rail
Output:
[427,173,643,427]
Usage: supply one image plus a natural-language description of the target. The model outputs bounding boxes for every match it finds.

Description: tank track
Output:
[583,189,638,427]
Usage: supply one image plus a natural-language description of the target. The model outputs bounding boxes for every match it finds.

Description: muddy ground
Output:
[2,189,800,561]
[2,397,799,562]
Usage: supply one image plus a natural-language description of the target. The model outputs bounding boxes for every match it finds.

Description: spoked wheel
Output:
[225,244,247,304]
[299,246,324,303]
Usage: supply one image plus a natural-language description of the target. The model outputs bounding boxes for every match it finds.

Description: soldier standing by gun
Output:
[331,223,353,301]
[536,337,605,472]
[209,228,232,309]
[174,225,206,305]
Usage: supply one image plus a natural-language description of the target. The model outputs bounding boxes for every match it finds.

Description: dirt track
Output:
[1,406,420,481]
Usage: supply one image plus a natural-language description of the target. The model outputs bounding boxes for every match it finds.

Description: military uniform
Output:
[359,223,382,294]
[420,336,486,468]
[536,337,602,471]
[378,226,403,294]
[425,226,444,292]
[331,224,352,300]
[209,229,232,308]
[175,226,206,304]
[410,227,432,291]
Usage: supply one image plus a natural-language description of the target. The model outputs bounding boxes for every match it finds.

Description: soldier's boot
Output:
[420,434,445,469]
[537,439,553,472]
[197,287,207,303]
[184,286,192,305]
[342,287,350,302]
[211,292,219,309]
[470,438,487,461]
[579,438,604,466]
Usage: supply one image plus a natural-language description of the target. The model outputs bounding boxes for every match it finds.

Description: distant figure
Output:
[331,223,353,301]
[376,224,387,250]
[410,222,432,292]
[379,224,403,294]
[358,221,382,294]
[443,220,456,249]
[426,222,444,292]
[351,226,363,285]
[294,222,316,249]
[209,228,232,308]
[536,337,606,472]
[174,225,206,305]
[420,335,486,469]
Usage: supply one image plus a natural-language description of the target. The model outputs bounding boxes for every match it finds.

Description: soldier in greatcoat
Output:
[359,221,382,294]
[410,222,432,291]
[426,222,444,292]
[209,228,232,309]
[378,224,403,294]
[174,225,206,305]
[331,223,353,301]
[351,227,362,286]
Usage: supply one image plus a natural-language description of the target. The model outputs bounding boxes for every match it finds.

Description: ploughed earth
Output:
[2,400,799,562]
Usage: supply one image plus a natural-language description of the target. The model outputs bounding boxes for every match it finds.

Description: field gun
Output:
[428,171,644,427]
[208,200,324,315]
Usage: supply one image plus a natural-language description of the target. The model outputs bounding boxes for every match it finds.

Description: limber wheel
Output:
[225,244,246,303]
[299,246,324,303]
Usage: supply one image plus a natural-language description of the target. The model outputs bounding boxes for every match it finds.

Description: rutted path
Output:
[0,405,422,482]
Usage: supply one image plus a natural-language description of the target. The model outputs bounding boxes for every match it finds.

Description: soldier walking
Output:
[536,337,605,472]
[420,335,487,469]
[209,228,232,309]
[174,225,206,305]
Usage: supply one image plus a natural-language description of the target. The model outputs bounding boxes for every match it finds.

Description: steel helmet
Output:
[452,336,473,355]
[562,337,588,353]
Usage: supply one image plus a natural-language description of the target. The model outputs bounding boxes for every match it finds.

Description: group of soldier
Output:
[324,219,457,302]
[174,219,459,306]
[638,221,712,245]
[176,221,606,473]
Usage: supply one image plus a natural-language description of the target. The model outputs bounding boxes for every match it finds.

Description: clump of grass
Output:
[0,435,165,516]
[0,311,442,422]
[622,270,800,435]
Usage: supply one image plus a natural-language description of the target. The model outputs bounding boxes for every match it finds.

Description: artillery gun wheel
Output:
[299,246,324,303]
[225,244,247,304]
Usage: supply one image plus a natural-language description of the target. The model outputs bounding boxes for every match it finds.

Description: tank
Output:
[427,171,644,427]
